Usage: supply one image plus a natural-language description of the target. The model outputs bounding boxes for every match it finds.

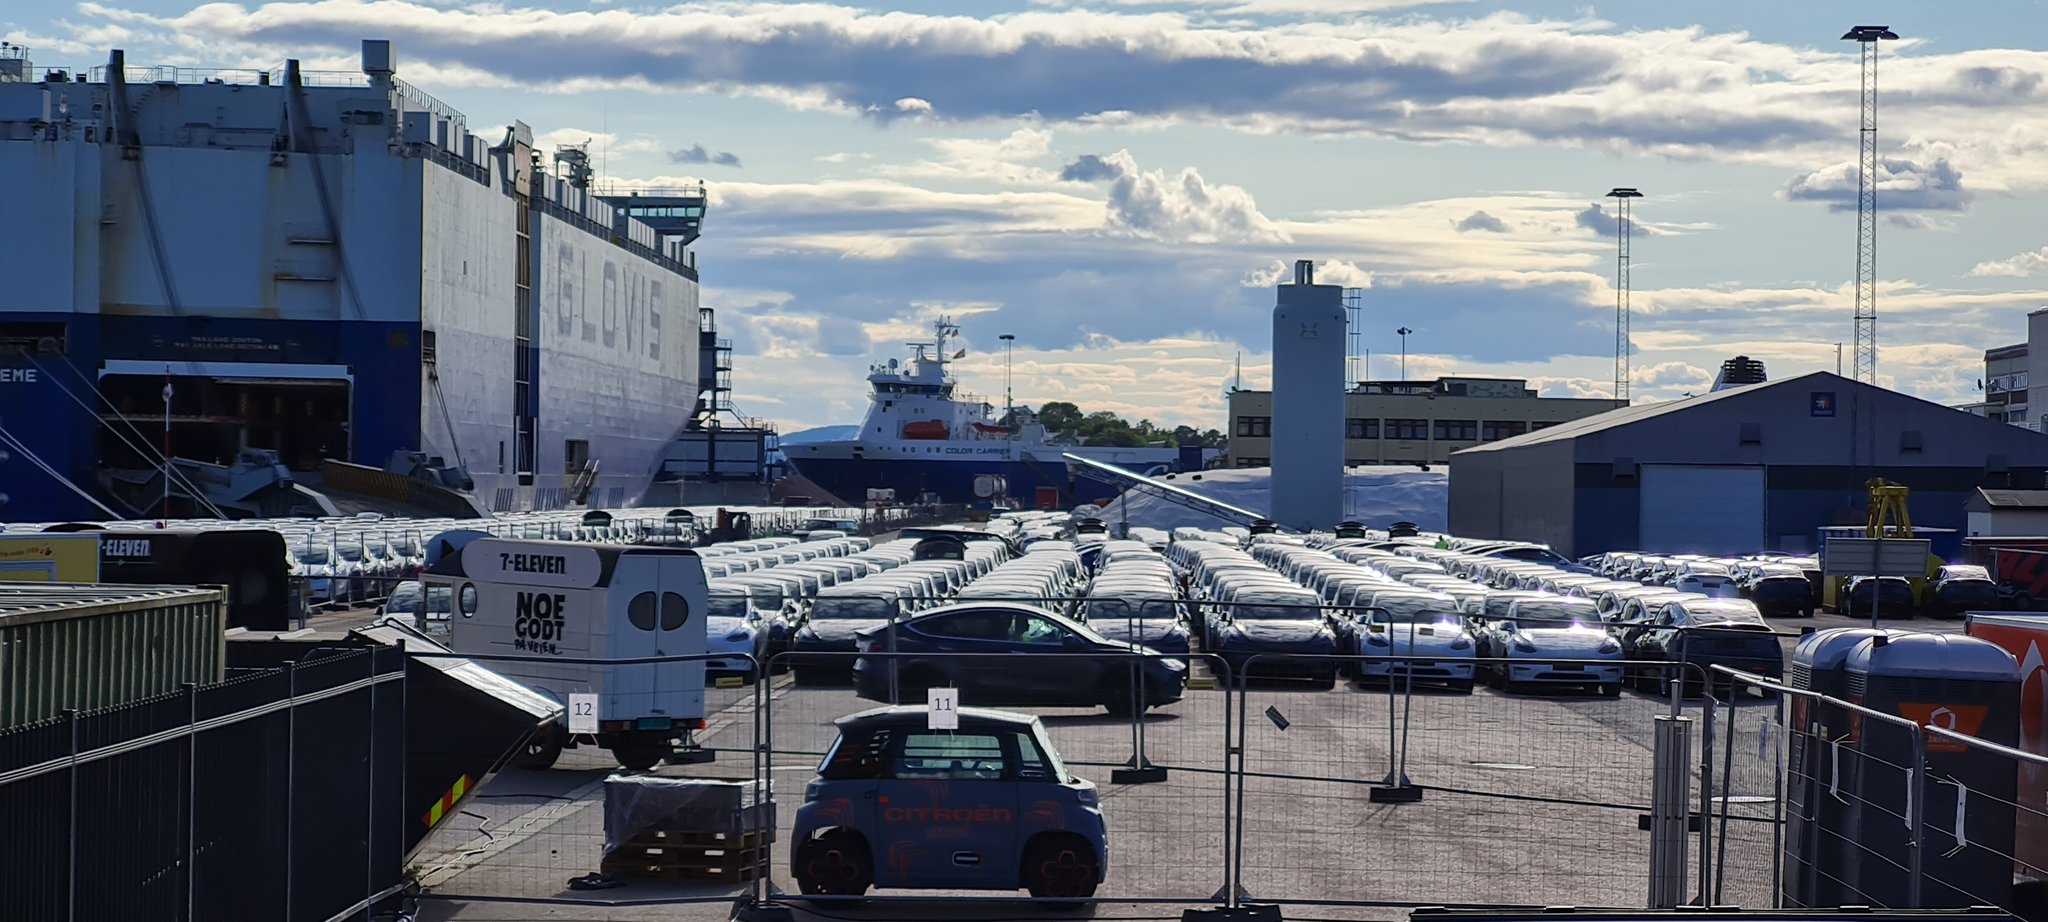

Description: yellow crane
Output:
[1864,478,1913,537]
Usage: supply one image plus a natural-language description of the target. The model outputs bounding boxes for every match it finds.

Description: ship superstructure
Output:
[782,320,1197,506]
[0,40,707,520]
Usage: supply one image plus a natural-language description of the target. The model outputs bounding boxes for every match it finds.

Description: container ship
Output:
[0,40,728,522]
[781,320,1203,507]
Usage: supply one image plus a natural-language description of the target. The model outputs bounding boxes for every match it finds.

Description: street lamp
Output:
[999,333,1016,430]
[1396,327,1413,380]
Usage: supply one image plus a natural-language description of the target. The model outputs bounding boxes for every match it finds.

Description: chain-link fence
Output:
[1705,664,2034,917]
[1230,651,1709,909]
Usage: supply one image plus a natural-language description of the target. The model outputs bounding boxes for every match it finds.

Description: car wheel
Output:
[1598,682,1622,699]
[795,830,873,897]
[1022,835,1099,904]
[1104,690,1140,719]
[791,667,823,688]
[512,727,563,771]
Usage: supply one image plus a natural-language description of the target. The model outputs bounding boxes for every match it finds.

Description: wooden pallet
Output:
[599,828,775,883]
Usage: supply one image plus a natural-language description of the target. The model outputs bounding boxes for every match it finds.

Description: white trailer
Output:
[423,537,708,770]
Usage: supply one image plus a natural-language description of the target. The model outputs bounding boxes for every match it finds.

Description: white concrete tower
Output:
[1269,259,1347,531]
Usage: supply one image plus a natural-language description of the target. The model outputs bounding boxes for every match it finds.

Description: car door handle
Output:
[952,852,981,867]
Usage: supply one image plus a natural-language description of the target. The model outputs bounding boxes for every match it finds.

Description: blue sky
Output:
[10,0,2048,432]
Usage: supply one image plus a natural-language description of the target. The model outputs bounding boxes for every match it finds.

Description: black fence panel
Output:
[0,647,408,922]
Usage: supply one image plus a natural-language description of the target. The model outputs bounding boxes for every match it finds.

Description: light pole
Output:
[999,333,1015,433]
[1607,187,1642,403]
[1396,327,1413,380]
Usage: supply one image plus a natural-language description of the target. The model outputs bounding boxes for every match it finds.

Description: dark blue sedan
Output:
[851,603,1187,716]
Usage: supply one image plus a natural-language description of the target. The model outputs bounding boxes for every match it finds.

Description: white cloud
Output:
[1971,246,2048,278]
[1059,149,1286,243]
[1781,157,1974,212]
[50,1,2048,185]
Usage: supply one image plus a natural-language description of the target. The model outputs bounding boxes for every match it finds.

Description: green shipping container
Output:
[0,584,228,728]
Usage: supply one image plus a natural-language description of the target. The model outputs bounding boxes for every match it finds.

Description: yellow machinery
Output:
[1824,479,1943,611]
[1865,478,1913,537]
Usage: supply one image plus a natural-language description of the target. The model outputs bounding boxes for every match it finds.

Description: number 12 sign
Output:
[926,687,958,730]
[568,693,599,734]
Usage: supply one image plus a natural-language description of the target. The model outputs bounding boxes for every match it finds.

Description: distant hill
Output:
[776,425,859,446]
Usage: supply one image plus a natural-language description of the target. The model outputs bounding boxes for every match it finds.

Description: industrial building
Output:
[1448,371,2048,557]
[1962,317,2034,427]
[1226,377,1621,468]
[1965,488,2048,538]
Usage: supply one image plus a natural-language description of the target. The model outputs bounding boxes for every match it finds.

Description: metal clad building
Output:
[1450,372,2048,558]
[0,41,701,521]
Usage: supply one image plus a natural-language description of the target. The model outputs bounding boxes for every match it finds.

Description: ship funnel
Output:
[1293,259,1314,286]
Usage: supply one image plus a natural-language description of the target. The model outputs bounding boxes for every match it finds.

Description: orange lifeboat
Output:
[902,420,950,440]
[971,422,1010,435]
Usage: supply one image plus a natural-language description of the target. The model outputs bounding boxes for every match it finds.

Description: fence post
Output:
[66,707,79,922]
[1648,714,1693,908]
[364,651,377,920]
[185,681,199,922]
[1907,726,1927,908]
[1695,672,1716,904]
[284,661,297,922]
[1714,689,1738,904]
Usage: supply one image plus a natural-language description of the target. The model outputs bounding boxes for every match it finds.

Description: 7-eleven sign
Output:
[1896,703,1990,752]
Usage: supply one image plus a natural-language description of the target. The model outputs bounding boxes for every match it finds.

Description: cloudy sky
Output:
[12,1,2048,433]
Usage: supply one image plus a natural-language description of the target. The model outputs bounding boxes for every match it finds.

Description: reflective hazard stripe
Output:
[421,773,473,828]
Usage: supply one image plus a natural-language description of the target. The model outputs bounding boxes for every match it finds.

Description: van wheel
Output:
[612,739,668,772]
[795,830,872,897]
[512,727,563,771]
[1022,836,1099,904]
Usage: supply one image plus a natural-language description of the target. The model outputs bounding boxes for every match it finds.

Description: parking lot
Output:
[408,662,1770,922]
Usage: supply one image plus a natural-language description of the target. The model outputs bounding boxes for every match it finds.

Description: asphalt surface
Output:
[403,607,1962,922]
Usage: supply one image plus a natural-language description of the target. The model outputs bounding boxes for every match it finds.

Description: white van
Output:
[425,537,708,771]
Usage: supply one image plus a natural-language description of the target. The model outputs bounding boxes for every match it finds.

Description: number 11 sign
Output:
[926,687,958,730]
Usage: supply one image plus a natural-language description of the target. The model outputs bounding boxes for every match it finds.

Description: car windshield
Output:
[1374,596,1454,621]
[1235,600,1321,619]
[335,543,363,561]
[1943,565,1990,580]
[296,545,331,564]
[1686,602,1766,624]
[386,584,421,611]
[708,597,751,618]
[1511,600,1599,623]
[812,598,895,619]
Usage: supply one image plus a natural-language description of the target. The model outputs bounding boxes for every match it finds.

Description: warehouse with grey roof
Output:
[1448,372,2048,557]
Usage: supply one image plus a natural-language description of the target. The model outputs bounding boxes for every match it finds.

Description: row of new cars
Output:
[1148,527,1787,697]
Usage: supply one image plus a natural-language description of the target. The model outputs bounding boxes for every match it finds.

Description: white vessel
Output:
[781,320,1197,506]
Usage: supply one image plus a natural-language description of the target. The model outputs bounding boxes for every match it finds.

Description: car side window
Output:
[1013,730,1052,780]
[819,728,891,780]
[920,611,1014,640]
[1014,615,1068,646]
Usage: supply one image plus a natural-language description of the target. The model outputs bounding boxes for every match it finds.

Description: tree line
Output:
[1006,401,1228,449]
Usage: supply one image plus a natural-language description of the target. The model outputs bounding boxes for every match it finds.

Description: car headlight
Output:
[1598,639,1621,654]
[1161,658,1187,672]
[726,629,751,642]
[1512,638,1538,653]
[1365,633,1390,647]
[1449,636,1471,650]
